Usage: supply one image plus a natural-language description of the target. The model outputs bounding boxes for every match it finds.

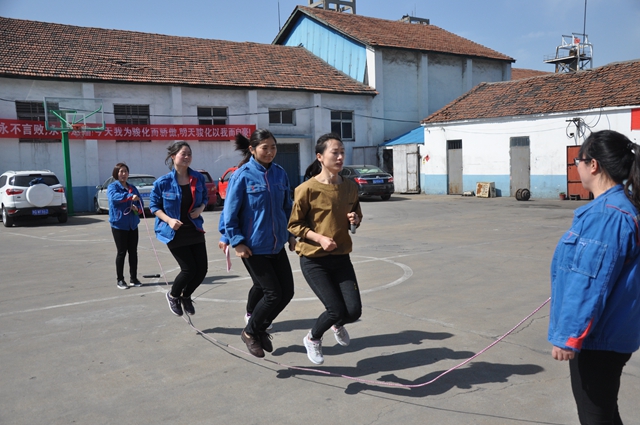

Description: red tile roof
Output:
[422,60,640,124]
[276,6,514,62]
[0,17,376,95]
[511,68,551,80]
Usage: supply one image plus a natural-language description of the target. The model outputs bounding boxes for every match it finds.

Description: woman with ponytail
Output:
[548,130,640,424]
[221,129,296,358]
[288,133,362,365]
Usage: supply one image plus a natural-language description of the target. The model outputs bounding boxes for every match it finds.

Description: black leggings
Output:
[300,254,362,340]
[241,248,294,335]
[111,227,138,281]
[168,242,208,298]
[569,349,632,425]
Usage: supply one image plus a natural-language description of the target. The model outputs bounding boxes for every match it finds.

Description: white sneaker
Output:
[244,313,273,330]
[303,331,324,365]
[332,325,350,346]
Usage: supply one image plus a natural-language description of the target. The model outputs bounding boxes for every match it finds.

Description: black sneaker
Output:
[129,278,142,287]
[241,330,265,358]
[182,297,195,315]
[117,280,128,290]
[259,331,273,353]
[166,292,183,316]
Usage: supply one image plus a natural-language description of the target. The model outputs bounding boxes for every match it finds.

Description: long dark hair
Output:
[165,141,192,169]
[235,129,277,167]
[579,130,640,210]
[304,133,343,180]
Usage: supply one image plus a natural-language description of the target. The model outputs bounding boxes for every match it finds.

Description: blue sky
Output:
[1,0,639,71]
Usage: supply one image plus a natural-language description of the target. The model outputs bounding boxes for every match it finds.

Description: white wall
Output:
[368,49,509,144]
[0,78,375,211]
[422,107,640,197]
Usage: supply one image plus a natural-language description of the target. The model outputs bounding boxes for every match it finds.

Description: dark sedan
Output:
[340,165,394,200]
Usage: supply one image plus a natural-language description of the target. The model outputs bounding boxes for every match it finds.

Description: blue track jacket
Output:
[549,185,640,353]
[222,157,292,255]
[149,168,207,244]
[107,181,141,230]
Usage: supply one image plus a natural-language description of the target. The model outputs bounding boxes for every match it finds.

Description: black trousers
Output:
[111,227,138,282]
[569,349,632,425]
[241,248,294,335]
[168,242,208,298]
[300,254,362,340]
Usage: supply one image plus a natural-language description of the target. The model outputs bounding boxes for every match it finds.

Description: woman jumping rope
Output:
[221,129,296,358]
[288,133,362,365]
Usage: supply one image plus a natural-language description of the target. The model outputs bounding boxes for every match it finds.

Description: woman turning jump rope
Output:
[107,162,143,290]
[288,133,362,365]
[549,130,640,425]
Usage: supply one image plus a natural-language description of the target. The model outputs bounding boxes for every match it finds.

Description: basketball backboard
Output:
[43,97,105,132]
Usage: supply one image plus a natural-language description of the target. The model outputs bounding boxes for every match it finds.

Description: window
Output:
[447,139,462,150]
[510,136,530,147]
[269,109,295,125]
[198,107,228,125]
[15,101,59,143]
[331,110,353,140]
[114,104,150,142]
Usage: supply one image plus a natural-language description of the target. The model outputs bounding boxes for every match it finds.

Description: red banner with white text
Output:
[0,119,255,141]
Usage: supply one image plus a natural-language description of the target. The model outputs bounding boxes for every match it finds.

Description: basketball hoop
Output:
[71,123,85,132]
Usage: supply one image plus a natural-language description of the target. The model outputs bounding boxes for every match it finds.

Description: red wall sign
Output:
[632,109,640,131]
[0,119,255,141]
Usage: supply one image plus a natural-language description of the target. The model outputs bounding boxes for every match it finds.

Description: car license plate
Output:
[32,209,48,216]
[373,179,384,184]
[140,193,150,198]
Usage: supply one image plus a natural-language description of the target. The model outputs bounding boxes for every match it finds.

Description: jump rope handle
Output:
[350,223,356,234]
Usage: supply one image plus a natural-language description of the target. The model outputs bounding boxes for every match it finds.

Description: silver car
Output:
[94,174,156,213]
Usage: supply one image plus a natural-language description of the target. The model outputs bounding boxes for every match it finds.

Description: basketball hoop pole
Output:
[61,130,75,215]
[43,97,105,216]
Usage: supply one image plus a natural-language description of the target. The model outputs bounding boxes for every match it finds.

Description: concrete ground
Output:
[1,194,639,425]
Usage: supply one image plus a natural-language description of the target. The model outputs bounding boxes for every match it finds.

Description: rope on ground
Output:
[140,204,551,389]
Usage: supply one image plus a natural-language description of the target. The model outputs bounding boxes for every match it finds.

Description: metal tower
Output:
[308,0,356,14]
[544,33,593,73]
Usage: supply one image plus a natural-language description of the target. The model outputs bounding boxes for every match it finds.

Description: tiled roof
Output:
[511,68,551,80]
[0,17,376,95]
[422,60,640,124]
[276,6,513,62]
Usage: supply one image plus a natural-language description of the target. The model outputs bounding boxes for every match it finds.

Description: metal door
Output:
[509,137,530,196]
[406,152,420,193]
[275,144,300,190]
[566,145,592,200]
[447,139,463,195]
[352,146,378,165]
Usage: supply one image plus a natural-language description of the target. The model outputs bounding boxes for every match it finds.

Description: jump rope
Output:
[132,198,551,389]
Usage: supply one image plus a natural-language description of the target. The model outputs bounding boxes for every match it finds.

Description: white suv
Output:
[0,170,68,227]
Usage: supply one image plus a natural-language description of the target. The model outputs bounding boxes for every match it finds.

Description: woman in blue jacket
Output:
[150,141,208,317]
[108,162,142,290]
[549,130,640,424]
[222,129,296,358]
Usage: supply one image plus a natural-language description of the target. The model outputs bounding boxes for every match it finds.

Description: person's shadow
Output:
[200,319,544,399]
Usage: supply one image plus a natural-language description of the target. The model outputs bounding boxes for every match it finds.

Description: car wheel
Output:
[57,212,68,223]
[26,184,55,207]
[381,194,391,201]
[216,193,223,207]
[2,206,14,227]
[94,198,103,214]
